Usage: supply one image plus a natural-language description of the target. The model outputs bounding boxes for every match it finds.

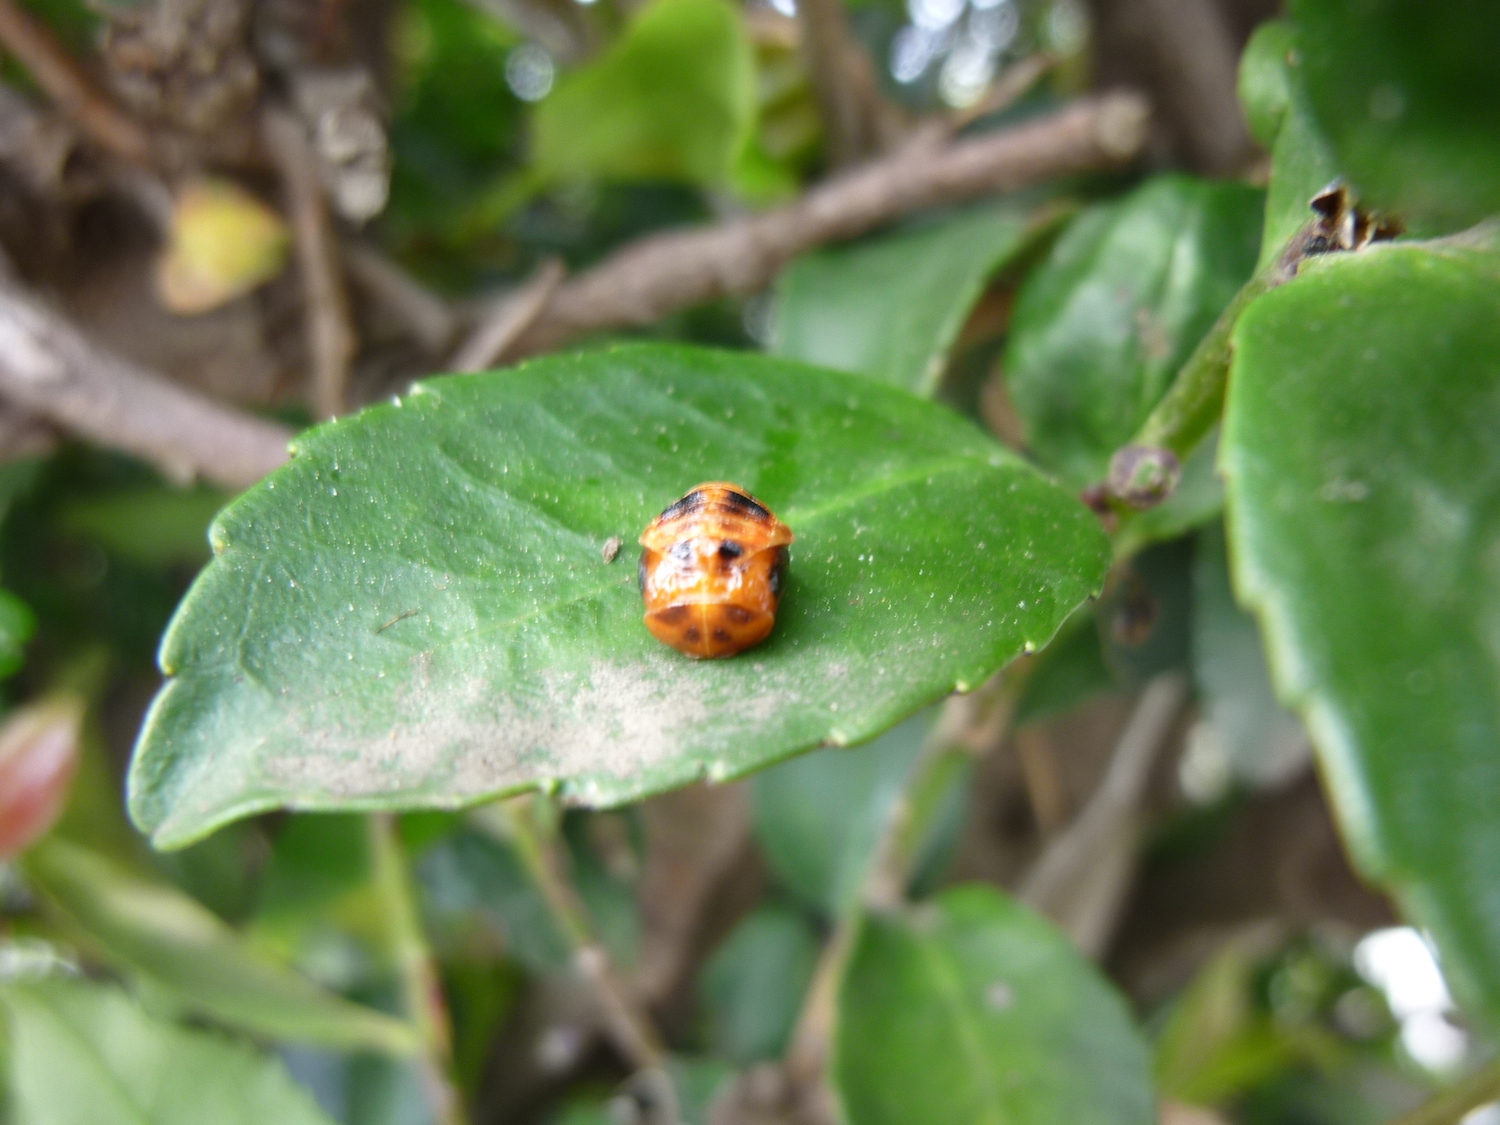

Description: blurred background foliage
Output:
[0,0,1496,1121]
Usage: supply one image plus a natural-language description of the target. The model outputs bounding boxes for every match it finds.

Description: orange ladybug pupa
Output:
[638,482,793,659]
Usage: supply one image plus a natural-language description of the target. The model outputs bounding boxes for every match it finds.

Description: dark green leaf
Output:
[1222,232,1500,1026]
[1191,522,1308,789]
[1290,0,1500,233]
[700,902,819,1063]
[752,711,930,918]
[1005,176,1263,486]
[22,837,419,1055]
[772,203,1036,396]
[1,977,338,1125]
[533,0,754,189]
[833,885,1154,1125]
[129,343,1110,848]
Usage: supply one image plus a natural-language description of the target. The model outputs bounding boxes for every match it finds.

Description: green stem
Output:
[1387,1060,1500,1125]
[1131,270,1274,460]
[367,813,468,1125]
[470,798,666,1070]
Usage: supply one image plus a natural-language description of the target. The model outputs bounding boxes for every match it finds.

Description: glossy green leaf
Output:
[1222,233,1500,1026]
[1290,0,1500,233]
[1238,20,1296,148]
[700,902,819,1064]
[752,711,930,918]
[1191,523,1308,789]
[1005,176,1263,486]
[129,343,1110,848]
[533,0,754,189]
[833,885,1154,1125]
[0,587,33,680]
[1,977,337,1125]
[772,203,1035,396]
[22,837,419,1055]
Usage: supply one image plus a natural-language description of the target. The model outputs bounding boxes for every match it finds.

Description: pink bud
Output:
[0,697,84,859]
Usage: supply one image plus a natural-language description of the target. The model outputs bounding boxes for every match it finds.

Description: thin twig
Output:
[510,92,1149,357]
[367,813,468,1125]
[1386,1059,1500,1125]
[341,239,458,354]
[263,106,356,420]
[0,269,290,488]
[796,0,872,167]
[0,0,150,164]
[469,799,666,1071]
[449,257,566,374]
[1018,673,1188,957]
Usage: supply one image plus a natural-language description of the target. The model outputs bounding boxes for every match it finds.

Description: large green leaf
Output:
[129,344,1110,848]
[772,204,1036,397]
[533,0,754,189]
[22,837,419,1055]
[1004,176,1263,487]
[1,977,337,1125]
[1290,0,1500,233]
[833,885,1155,1125]
[1222,232,1500,1026]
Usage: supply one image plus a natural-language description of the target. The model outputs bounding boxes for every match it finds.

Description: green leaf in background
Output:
[1,976,337,1125]
[1013,608,1115,728]
[752,711,931,918]
[1238,20,1296,148]
[833,885,1155,1125]
[61,485,227,569]
[129,343,1110,848]
[0,587,34,679]
[22,836,419,1055]
[1246,22,1343,272]
[700,902,820,1064]
[1290,0,1500,234]
[772,203,1036,397]
[1191,522,1308,790]
[533,0,754,190]
[1222,232,1500,1026]
[1004,176,1263,487]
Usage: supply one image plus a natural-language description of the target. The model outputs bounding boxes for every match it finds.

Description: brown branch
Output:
[0,270,291,489]
[263,107,356,421]
[449,257,566,374]
[0,0,150,165]
[512,92,1149,357]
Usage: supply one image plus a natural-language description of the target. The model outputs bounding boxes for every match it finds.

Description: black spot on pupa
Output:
[660,490,707,521]
[768,547,788,598]
[721,488,770,521]
[712,628,730,642]
[684,627,701,643]
[723,605,752,624]
[718,540,744,560]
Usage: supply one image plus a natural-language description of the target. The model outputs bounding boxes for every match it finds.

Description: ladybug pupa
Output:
[638,482,793,658]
